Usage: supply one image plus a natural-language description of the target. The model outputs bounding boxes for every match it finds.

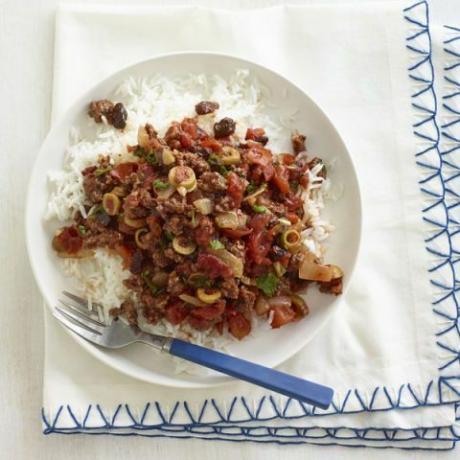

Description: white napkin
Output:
[42,0,460,449]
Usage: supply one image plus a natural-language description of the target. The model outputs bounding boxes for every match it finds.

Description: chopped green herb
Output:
[133,147,147,157]
[246,182,257,194]
[164,230,174,241]
[209,239,224,250]
[77,225,87,236]
[94,166,111,177]
[188,274,211,289]
[145,153,158,166]
[207,154,221,166]
[207,154,229,176]
[153,179,170,190]
[141,270,160,295]
[218,165,229,176]
[256,273,279,297]
[252,204,268,214]
[134,146,158,166]
[190,209,197,227]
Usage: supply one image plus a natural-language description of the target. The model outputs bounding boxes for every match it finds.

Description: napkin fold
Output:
[42,0,460,449]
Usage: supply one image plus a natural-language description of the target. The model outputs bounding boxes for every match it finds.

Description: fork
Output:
[54,291,334,409]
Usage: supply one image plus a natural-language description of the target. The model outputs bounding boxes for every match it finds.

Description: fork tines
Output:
[53,292,108,342]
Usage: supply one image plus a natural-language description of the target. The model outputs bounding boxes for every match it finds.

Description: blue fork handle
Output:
[168,339,333,409]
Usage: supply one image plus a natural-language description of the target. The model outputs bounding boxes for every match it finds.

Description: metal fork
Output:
[54,291,334,409]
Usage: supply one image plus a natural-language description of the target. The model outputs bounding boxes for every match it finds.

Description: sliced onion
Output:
[155,185,175,200]
[299,254,334,282]
[267,296,292,309]
[179,293,207,307]
[193,198,213,215]
[255,296,270,316]
[209,248,244,278]
[243,184,267,202]
[215,211,239,229]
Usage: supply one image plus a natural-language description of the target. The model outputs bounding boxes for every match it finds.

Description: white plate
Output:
[26,52,361,388]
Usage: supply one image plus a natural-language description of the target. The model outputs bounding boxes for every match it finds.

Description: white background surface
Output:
[1,0,459,459]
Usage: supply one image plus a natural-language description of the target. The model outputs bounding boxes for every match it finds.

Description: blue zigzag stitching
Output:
[40,1,460,449]
[441,22,460,447]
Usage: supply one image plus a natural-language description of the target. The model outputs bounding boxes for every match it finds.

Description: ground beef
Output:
[226,239,246,259]
[151,247,171,269]
[84,229,123,249]
[156,196,193,216]
[109,299,137,325]
[164,122,182,150]
[221,278,239,299]
[88,100,127,130]
[163,215,187,236]
[83,174,108,204]
[164,247,186,264]
[88,99,114,123]
[291,132,306,154]
[175,151,210,175]
[167,271,186,296]
[237,287,256,318]
[214,195,236,212]
[143,304,159,324]
[197,172,227,193]
[123,275,144,296]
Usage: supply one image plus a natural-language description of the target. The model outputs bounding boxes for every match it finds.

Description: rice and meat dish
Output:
[48,72,343,345]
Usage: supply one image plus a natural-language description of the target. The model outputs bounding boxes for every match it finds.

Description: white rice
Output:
[46,70,334,373]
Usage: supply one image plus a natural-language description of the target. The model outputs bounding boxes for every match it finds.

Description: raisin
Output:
[111,102,128,129]
[195,101,220,115]
[213,117,236,138]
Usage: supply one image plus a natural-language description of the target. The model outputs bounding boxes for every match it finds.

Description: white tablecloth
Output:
[2,0,460,459]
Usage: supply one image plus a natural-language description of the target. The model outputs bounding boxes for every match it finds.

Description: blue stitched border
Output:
[41,1,460,449]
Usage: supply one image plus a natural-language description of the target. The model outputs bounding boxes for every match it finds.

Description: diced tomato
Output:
[246,146,274,181]
[194,216,215,247]
[284,193,303,211]
[227,172,245,208]
[196,253,233,279]
[248,214,271,232]
[179,133,193,149]
[200,137,222,152]
[227,311,251,340]
[181,118,198,139]
[299,175,309,188]
[187,316,213,331]
[111,162,138,181]
[145,215,162,238]
[245,128,267,144]
[165,302,188,325]
[280,154,296,165]
[221,227,253,239]
[286,212,299,224]
[191,300,225,321]
[52,226,83,255]
[272,165,290,194]
[138,163,155,181]
[114,243,135,269]
[270,305,296,329]
[247,216,273,265]
[247,230,272,266]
